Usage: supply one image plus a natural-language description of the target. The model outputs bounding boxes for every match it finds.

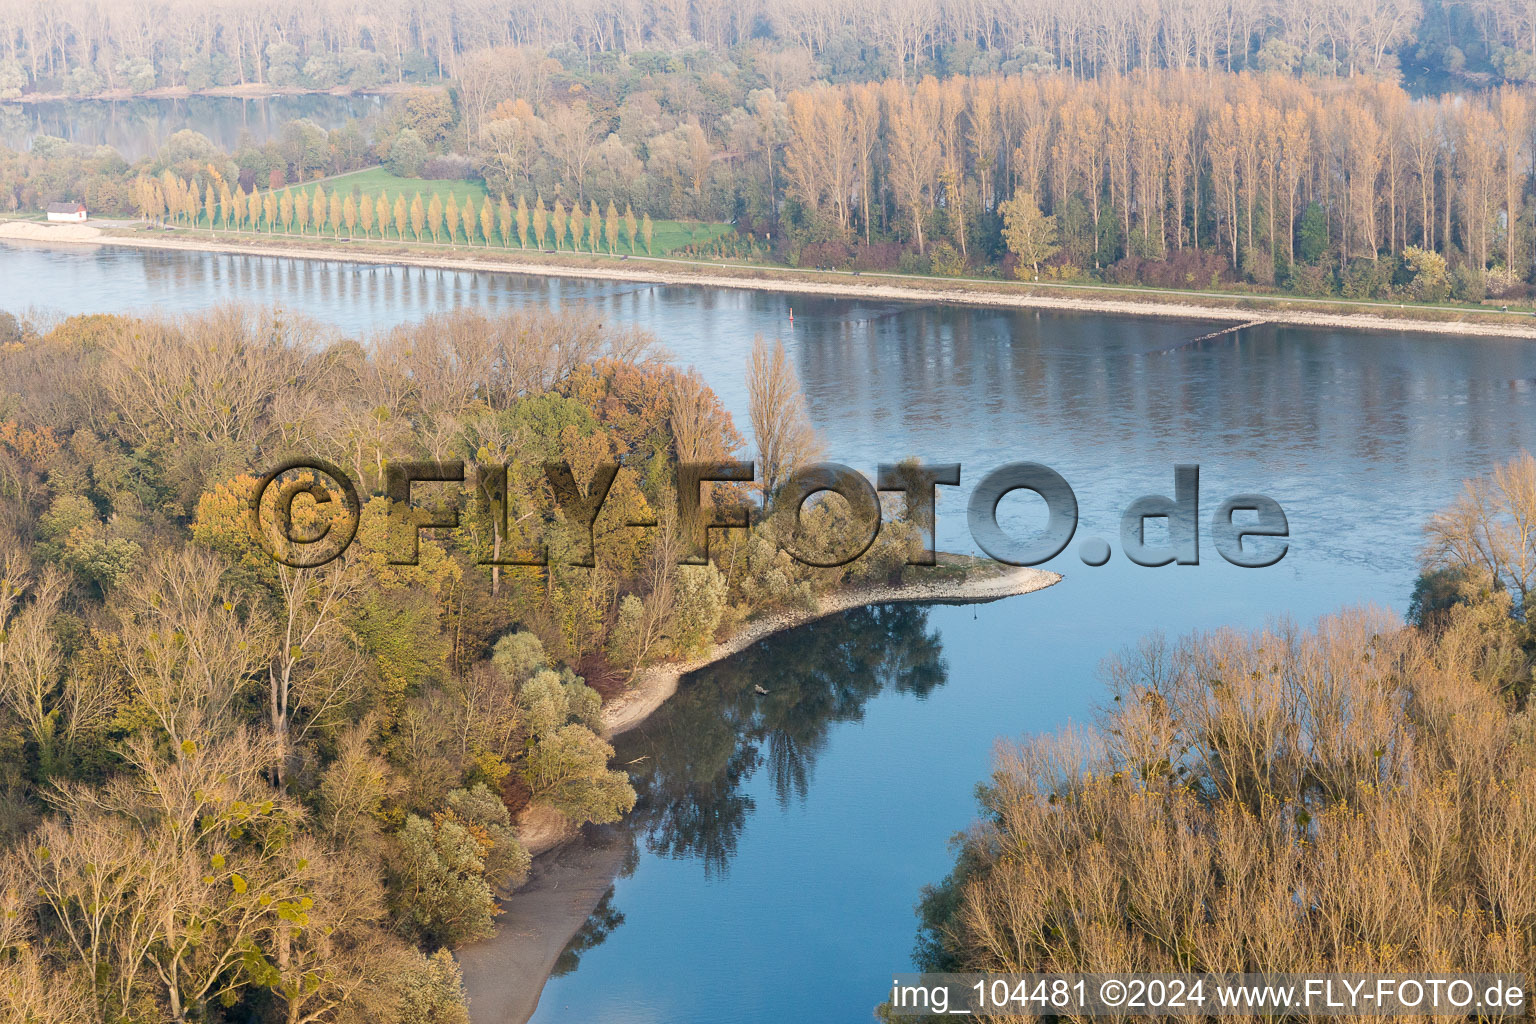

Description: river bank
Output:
[6,221,1536,338]
[457,560,1059,1024]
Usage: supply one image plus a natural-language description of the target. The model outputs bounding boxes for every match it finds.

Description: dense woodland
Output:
[75,65,1536,303]
[3,0,1536,95]
[9,46,1536,301]
[0,305,922,1023]
[911,457,1536,1006]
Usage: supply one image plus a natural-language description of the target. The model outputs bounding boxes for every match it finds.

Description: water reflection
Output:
[0,93,384,161]
[555,603,945,965]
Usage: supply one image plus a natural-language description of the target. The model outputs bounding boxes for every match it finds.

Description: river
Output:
[0,93,385,161]
[4,239,1534,1022]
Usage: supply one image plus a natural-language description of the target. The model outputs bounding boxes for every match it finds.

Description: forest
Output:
[80,66,1536,304]
[909,457,1536,1008]
[0,0,1530,95]
[0,304,923,1023]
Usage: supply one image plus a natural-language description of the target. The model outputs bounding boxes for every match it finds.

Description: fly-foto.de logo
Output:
[249,458,1288,571]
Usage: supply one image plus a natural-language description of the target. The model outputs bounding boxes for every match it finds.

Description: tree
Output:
[543,101,602,199]
[1403,245,1449,302]
[523,725,636,824]
[410,193,426,241]
[552,199,568,250]
[388,128,429,177]
[1424,452,1536,614]
[999,191,1060,276]
[391,813,500,946]
[747,334,821,500]
[312,186,329,236]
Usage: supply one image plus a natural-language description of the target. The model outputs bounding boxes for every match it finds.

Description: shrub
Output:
[851,241,904,271]
[422,155,478,180]
[928,241,966,276]
[921,606,1536,981]
[1450,264,1487,302]
[798,239,852,270]
[1288,261,1333,296]
[1341,258,1393,299]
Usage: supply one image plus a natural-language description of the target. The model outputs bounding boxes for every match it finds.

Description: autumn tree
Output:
[1000,191,1060,276]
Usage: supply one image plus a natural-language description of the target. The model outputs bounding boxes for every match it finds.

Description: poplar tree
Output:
[605,200,619,253]
[428,193,445,242]
[445,193,460,243]
[515,195,530,248]
[410,193,425,241]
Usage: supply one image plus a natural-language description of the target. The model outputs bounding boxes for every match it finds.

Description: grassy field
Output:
[278,168,735,255]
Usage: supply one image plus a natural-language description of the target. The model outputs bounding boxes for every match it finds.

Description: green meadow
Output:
[248,168,733,256]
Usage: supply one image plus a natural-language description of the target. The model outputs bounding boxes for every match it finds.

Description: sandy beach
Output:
[8,222,1536,339]
[456,560,1059,1024]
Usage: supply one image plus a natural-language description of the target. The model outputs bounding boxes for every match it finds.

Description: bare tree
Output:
[746,335,821,500]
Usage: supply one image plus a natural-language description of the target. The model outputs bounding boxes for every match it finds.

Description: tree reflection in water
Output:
[552,603,947,973]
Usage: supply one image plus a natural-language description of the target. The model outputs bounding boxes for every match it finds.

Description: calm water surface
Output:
[4,241,1535,1023]
[0,94,384,161]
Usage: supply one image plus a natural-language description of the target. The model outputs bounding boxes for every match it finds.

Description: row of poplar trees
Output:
[132,167,657,253]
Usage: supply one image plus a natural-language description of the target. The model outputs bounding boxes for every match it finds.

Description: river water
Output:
[4,240,1535,1022]
[0,93,384,161]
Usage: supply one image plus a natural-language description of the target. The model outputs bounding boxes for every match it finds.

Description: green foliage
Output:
[1403,246,1451,302]
[999,191,1060,276]
[491,630,546,684]
[385,129,429,178]
[927,241,965,277]
[1297,201,1329,264]
[524,725,636,824]
[392,813,500,946]
[394,948,472,1024]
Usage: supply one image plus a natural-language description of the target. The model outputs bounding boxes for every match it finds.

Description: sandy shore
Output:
[0,221,104,242]
[600,561,1059,740]
[458,561,1058,1024]
[25,228,1536,339]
